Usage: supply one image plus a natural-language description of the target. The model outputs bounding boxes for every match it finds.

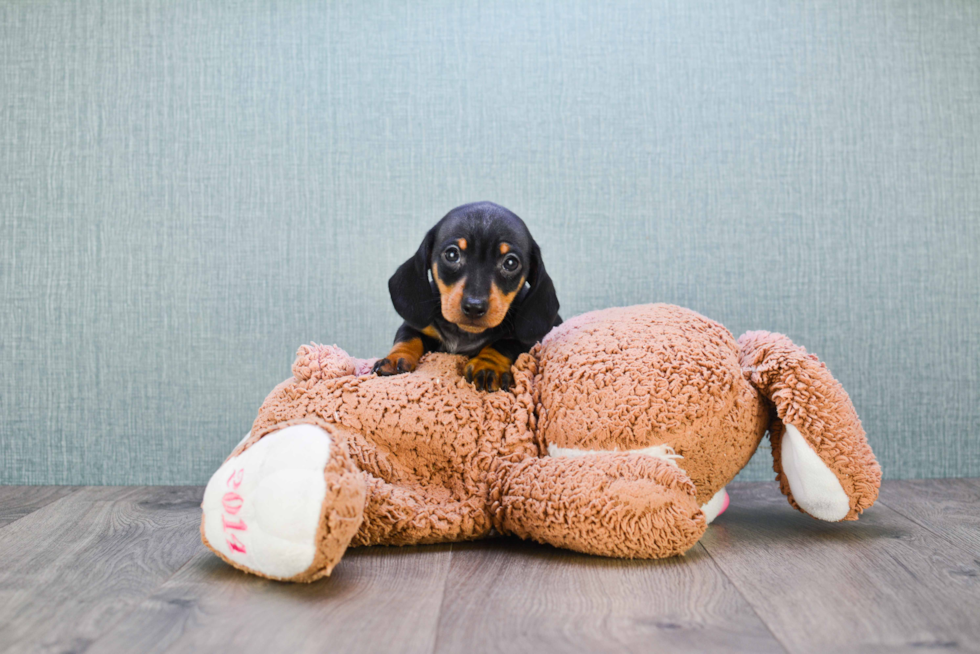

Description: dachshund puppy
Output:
[373,201,561,391]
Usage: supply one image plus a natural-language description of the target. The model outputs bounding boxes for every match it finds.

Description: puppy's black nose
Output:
[461,297,489,318]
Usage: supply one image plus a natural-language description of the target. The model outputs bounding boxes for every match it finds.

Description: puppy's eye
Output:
[501,254,521,272]
[443,246,461,263]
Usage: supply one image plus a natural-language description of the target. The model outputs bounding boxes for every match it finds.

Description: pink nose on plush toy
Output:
[718,489,730,517]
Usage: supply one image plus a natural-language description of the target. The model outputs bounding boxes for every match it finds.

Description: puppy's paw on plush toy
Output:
[464,347,514,391]
[201,422,365,582]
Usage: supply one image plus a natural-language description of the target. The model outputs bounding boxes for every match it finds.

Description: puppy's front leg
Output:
[373,323,434,376]
[465,339,524,392]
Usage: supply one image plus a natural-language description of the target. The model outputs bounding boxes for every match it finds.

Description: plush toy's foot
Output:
[201,422,366,582]
[739,331,881,521]
[701,487,730,524]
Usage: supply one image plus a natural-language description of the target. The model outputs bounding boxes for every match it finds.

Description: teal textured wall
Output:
[1,0,978,484]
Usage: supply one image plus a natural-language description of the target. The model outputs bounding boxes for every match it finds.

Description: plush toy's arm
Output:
[490,453,706,558]
[739,331,881,521]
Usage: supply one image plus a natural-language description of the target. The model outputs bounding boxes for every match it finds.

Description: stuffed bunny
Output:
[201,304,880,582]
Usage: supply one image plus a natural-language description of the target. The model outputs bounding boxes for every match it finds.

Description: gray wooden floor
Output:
[0,481,978,654]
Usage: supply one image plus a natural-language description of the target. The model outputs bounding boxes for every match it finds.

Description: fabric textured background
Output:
[1,0,977,485]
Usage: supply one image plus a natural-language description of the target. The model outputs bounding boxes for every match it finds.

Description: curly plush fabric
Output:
[245,348,539,547]
[535,305,770,506]
[493,453,706,558]
[201,303,881,581]
[738,331,881,520]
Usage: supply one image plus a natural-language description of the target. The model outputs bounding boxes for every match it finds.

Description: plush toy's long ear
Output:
[388,226,440,329]
[512,241,560,346]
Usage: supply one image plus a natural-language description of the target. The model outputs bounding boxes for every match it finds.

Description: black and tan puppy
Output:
[373,202,561,391]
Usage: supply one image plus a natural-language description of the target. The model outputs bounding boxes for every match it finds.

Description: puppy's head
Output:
[389,202,559,343]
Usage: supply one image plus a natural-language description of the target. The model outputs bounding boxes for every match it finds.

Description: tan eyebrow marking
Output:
[499,243,510,254]
[458,238,467,251]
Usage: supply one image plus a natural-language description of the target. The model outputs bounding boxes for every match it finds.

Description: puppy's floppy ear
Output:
[388,226,440,329]
[512,240,560,346]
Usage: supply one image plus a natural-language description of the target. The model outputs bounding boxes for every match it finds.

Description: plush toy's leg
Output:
[201,421,366,582]
[738,331,881,521]
[492,453,706,558]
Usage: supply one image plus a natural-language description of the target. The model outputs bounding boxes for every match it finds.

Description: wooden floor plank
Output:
[433,537,786,654]
[86,543,454,654]
[0,486,79,528]
[878,479,980,557]
[0,486,205,654]
[700,482,980,654]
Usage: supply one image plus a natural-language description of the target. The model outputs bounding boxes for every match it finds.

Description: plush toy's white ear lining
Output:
[780,424,850,521]
[202,424,332,580]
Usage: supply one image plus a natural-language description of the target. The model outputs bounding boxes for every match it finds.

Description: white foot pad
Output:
[701,487,730,524]
[202,424,332,579]
[780,424,850,521]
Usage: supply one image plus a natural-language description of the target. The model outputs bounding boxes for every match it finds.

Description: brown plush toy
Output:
[201,304,881,582]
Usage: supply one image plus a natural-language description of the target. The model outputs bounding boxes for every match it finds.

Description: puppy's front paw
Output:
[465,350,514,392]
[373,338,423,377]
[371,356,417,376]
